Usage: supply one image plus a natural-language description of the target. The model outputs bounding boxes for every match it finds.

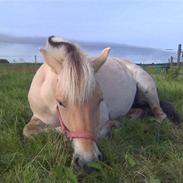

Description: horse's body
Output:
[28,58,165,131]
[23,36,166,170]
[28,59,137,132]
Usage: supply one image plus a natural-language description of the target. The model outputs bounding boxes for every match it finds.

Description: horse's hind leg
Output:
[138,82,166,121]
[23,116,46,138]
[135,71,166,121]
[141,86,166,121]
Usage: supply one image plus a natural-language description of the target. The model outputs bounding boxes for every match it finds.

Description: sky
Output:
[0,0,182,49]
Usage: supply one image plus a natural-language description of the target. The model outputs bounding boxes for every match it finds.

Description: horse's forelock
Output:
[47,36,95,104]
[47,36,82,68]
[57,43,95,104]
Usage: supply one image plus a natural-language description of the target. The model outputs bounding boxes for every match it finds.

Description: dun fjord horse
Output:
[23,36,167,171]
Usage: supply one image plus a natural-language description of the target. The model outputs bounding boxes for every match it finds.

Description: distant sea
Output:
[0,41,177,64]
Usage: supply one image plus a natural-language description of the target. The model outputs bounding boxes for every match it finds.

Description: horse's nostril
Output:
[72,155,84,171]
[98,154,102,161]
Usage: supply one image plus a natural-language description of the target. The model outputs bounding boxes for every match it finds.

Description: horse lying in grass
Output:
[23,36,177,171]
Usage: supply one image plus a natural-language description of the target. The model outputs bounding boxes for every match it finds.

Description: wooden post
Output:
[34,55,37,64]
[177,44,181,66]
[170,56,173,66]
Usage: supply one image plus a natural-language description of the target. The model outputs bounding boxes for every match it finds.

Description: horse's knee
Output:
[23,116,45,138]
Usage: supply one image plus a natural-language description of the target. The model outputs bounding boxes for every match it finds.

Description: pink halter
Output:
[56,106,96,142]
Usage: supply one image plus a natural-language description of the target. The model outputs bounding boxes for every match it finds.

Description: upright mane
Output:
[48,36,96,104]
[61,49,96,104]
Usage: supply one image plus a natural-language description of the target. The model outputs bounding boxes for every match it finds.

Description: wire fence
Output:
[0,55,43,63]
[0,44,182,65]
[0,54,180,65]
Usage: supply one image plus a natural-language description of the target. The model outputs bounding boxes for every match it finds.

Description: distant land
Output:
[0,33,176,64]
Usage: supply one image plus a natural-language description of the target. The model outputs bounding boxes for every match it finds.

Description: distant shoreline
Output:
[0,35,177,64]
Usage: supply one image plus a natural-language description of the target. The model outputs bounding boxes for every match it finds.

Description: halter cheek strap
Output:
[56,106,96,142]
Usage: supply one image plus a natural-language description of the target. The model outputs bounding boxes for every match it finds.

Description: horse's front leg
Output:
[23,116,47,138]
[99,120,121,138]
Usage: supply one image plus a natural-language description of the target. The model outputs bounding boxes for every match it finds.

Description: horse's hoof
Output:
[155,113,167,123]
[23,125,41,138]
[152,107,167,122]
[127,108,145,119]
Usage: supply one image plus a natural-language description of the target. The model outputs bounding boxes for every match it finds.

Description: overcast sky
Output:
[0,0,182,49]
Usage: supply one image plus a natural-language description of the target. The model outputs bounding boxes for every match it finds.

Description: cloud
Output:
[0,33,46,44]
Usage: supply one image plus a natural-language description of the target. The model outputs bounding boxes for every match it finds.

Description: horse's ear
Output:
[39,48,62,74]
[92,47,111,73]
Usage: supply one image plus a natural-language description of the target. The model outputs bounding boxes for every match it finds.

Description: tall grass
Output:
[0,64,183,183]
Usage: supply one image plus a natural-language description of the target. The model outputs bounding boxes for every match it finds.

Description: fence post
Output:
[34,55,37,64]
[170,56,173,66]
[177,44,181,66]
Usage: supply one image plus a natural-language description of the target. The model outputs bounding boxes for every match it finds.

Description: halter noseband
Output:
[56,106,96,142]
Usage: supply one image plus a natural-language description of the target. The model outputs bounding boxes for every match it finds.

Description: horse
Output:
[23,36,167,171]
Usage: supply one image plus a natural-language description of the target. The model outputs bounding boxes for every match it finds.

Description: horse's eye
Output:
[58,101,66,108]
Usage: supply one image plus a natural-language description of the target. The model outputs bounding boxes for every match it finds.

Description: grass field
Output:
[0,63,183,183]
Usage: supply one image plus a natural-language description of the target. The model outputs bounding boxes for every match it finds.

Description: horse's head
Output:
[40,36,110,171]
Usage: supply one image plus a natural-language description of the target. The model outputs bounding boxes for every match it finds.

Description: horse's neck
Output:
[96,59,136,119]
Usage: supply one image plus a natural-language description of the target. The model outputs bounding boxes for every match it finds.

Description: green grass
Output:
[1,64,183,183]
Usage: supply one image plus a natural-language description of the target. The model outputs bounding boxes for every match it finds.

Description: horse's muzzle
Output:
[71,153,102,173]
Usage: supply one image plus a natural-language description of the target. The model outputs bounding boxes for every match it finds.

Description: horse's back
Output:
[96,59,136,119]
[116,59,156,91]
[117,59,161,108]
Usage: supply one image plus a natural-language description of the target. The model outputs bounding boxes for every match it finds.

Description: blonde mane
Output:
[58,45,96,104]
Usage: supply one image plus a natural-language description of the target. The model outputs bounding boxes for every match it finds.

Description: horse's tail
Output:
[160,101,181,125]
